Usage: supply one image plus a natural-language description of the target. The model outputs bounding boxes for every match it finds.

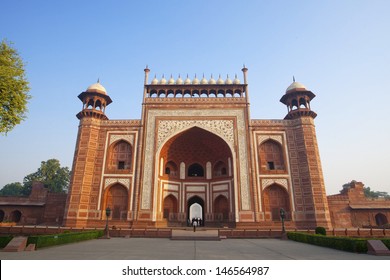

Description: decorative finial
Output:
[97,78,100,83]
[293,76,295,82]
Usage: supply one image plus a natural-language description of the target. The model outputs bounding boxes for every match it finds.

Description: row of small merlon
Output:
[150,74,241,85]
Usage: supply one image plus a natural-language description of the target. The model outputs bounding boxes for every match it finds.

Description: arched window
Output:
[10,210,22,223]
[107,140,132,172]
[165,161,178,177]
[0,210,5,222]
[259,140,285,172]
[213,161,227,177]
[375,213,388,226]
[188,163,204,177]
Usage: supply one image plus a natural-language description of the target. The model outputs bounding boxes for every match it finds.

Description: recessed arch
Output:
[0,209,5,222]
[163,194,178,220]
[375,213,388,226]
[104,183,128,220]
[259,139,286,172]
[106,140,132,172]
[214,195,229,220]
[263,184,290,221]
[10,210,22,223]
[188,196,204,223]
[188,163,204,177]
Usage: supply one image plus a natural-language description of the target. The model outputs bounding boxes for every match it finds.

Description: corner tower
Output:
[64,81,112,227]
[281,81,332,228]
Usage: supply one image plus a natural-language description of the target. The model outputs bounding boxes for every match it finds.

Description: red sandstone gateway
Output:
[1,68,388,230]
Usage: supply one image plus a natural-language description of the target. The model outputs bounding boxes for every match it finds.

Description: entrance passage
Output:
[189,203,202,220]
[188,196,204,226]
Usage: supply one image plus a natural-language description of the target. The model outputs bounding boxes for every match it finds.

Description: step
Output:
[3,236,28,252]
[170,229,220,241]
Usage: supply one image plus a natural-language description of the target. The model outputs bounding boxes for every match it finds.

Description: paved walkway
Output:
[1,237,390,260]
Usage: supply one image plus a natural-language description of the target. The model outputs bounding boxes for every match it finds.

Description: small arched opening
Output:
[165,160,178,177]
[188,163,204,177]
[0,210,5,222]
[375,213,388,226]
[10,210,22,223]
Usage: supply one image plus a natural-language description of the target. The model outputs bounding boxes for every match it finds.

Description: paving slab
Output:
[1,237,390,260]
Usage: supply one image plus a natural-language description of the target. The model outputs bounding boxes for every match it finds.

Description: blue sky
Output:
[0,0,389,195]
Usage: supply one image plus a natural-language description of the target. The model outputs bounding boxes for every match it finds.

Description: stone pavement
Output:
[1,237,390,260]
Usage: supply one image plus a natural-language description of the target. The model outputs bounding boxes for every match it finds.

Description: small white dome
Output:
[233,74,240,84]
[184,75,191,85]
[176,75,183,85]
[192,75,199,85]
[217,75,224,85]
[168,75,175,85]
[286,81,307,92]
[151,75,159,85]
[209,75,216,84]
[86,81,107,94]
[200,75,208,85]
[225,75,233,85]
[160,75,167,85]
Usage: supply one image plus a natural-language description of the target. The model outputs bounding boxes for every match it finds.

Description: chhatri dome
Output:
[86,80,107,94]
[286,81,307,93]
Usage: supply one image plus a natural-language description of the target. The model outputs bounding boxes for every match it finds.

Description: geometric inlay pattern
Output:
[261,178,288,191]
[104,178,130,189]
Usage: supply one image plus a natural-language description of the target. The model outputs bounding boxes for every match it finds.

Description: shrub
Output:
[0,236,13,248]
[27,230,104,249]
[287,232,368,253]
[315,226,326,236]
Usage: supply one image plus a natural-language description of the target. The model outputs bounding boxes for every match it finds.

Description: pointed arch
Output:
[104,183,128,220]
[106,140,132,173]
[10,210,22,223]
[375,213,388,226]
[163,194,178,220]
[263,184,290,221]
[259,139,286,172]
[214,195,229,220]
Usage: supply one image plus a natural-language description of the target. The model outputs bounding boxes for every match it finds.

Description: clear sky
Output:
[0,0,389,195]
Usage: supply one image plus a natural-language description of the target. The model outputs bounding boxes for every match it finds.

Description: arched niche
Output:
[106,140,132,173]
[104,183,128,220]
[263,184,290,221]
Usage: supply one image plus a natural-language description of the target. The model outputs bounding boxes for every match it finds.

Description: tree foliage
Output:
[23,159,70,194]
[341,180,390,199]
[363,186,390,199]
[0,159,70,196]
[0,39,31,134]
[0,182,24,196]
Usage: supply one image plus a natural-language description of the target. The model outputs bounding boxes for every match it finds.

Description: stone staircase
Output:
[171,228,220,241]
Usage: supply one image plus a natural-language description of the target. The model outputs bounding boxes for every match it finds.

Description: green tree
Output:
[341,180,390,199]
[23,159,70,194]
[0,39,31,134]
[363,186,390,199]
[0,182,24,196]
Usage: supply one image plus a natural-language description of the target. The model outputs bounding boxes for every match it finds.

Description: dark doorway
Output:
[375,213,388,226]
